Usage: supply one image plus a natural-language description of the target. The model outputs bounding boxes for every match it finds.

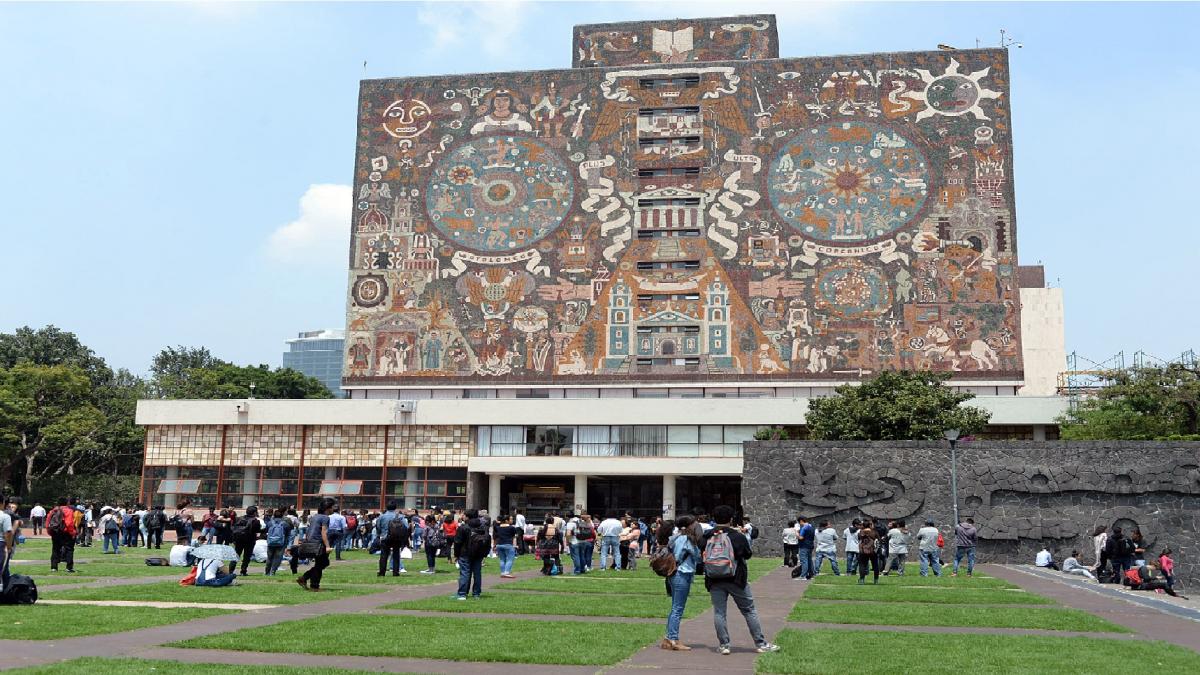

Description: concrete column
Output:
[488,473,502,516]
[163,466,179,509]
[404,467,420,510]
[574,473,588,514]
[1032,425,1047,441]
[241,467,258,509]
[662,474,676,521]
[324,467,338,480]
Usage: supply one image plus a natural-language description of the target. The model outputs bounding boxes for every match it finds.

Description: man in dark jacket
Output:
[375,501,410,576]
[233,506,263,576]
[702,505,781,656]
[452,509,490,600]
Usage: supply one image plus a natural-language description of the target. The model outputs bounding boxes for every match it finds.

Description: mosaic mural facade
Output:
[344,15,1023,386]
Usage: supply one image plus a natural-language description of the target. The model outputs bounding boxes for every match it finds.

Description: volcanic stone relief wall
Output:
[572,15,778,68]
[743,441,1200,586]
[343,46,1022,387]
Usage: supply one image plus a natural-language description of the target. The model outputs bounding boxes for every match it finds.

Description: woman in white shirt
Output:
[781,520,800,567]
[1091,526,1108,573]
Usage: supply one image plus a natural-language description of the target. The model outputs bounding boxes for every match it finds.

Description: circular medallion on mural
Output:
[425,136,574,253]
[814,261,891,319]
[352,273,389,309]
[767,121,930,245]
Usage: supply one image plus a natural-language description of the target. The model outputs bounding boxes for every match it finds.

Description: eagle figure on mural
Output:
[589,76,749,141]
[456,267,538,320]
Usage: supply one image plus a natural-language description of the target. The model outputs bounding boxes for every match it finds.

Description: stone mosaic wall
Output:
[743,441,1200,586]
[344,14,1023,387]
[572,15,778,67]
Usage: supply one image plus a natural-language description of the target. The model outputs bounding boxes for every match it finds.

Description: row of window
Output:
[476,425,759,458]
[636,260,700,271]
[636,228,701,239]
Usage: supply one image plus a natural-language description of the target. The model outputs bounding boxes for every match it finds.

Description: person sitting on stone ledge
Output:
[1062,550,1096,580]
[1035,546,1059,571]
[1125,562,1188,599]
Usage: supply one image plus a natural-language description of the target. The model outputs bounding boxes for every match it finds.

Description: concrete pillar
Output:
[662,474,676,521]
[404,466,420,510]
[163,466,179,509]
[1032,425,1047,441]
[488,474,502,516]
[241,467,258,509]
[574,474,588,514]
[324,467,338,480]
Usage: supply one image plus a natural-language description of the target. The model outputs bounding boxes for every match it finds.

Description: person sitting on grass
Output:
[1062,550,1096,580]
[195,556,237,587]
[1035,546,1059,571]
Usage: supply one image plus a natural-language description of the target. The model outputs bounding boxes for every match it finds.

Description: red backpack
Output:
[346,514,358,530]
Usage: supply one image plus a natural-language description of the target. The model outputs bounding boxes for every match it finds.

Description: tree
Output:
[148,345,227,398]
[164,363,333,400]
[0,325,112,387]
[1059,364,1200,440]
[806,370,991,441]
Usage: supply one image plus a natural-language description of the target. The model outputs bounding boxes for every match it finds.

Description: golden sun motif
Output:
[823,161,872,201]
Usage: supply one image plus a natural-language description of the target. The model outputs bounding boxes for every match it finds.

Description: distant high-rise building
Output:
[283,330,345,396]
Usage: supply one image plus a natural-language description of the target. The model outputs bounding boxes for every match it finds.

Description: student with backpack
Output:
[46,497,77,573]
[121,509,140,548]
[375,501,410,577]
[660,515,701,652]
[452,508,490,600]
[232,506,263,576]
[144,506,165,549]
[297,498,335,592]
[98,507,121,554]
[1105,527,1136,582]
[421,514,444,574]
[702,505,781,656]
[264,508,293,576]
[536,515,563,576]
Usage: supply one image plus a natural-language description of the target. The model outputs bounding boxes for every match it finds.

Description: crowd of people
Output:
[1034,525,1188,598]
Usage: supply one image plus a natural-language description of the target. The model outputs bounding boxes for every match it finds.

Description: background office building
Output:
[137,15,1067,520]
[282,329,346,396]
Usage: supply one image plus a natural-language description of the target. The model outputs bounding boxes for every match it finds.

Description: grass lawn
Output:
[759,629,1200,674]
[179,614,663,665]
[809,569,1017,589]
[388,589,705,618]
[44,579,380,606]
[788,600,1128,633]
[18,561,201,578]
[241,564,453,586]
[1,605,231,640]
[804,583,1053,605]
[4,658,425,675]
[500,574,685,595]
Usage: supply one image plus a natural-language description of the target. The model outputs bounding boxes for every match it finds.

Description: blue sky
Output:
[1,1,1196,374]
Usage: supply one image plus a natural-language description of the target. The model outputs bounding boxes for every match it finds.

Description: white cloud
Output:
[265,183,352,265]
[416,1,529,59]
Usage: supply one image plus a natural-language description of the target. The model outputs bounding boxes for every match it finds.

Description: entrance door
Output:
[587,476,663,521]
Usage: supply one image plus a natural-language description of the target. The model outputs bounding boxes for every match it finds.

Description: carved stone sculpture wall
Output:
[743,440,1200,586]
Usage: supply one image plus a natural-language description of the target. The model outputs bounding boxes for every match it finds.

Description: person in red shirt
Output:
[442,513,458,561]
[47,497,78,573]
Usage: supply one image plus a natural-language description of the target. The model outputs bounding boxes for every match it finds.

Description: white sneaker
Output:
[419,569,434,574]
[399,568,408,573]
[756,644,781,653]
[719,646,731,655]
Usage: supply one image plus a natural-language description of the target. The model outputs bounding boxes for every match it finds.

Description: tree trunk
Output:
[23,450,38,496]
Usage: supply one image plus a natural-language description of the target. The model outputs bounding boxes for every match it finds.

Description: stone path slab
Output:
[783,620,1147,641]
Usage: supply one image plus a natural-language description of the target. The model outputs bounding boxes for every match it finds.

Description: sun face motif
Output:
[825,161,872,201]
[914,59,1002,121]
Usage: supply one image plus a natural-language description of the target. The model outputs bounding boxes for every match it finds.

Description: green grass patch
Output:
[809,568,1016,588]
[1,605,231,640]
[44,579,379,606]
[388,589,704,618]
[18,560,199,578]
[500,574,683,595]
[241,564,453,585]
[178,614,662,665]
[804,583,1052,605]
[3,657,423,675]
[788,600,1127,633]
[759,629,1200,674]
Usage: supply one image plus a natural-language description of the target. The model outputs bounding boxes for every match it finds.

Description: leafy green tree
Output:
[0,325,112,387]
[806,370,991,440]
[148,345,226,398]
[165,363,333,400]
[1059,364,1200,440]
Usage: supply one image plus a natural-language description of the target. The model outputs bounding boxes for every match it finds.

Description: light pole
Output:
[943,428,961,526]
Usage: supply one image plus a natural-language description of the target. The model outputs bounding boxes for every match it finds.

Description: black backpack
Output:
[232,516,253,541]
[145,511,163,529]
[575,522,594,540]
[46,507,66,535]
[387,518,409,545]
[1,574,38,605]
[1116,537,1136,558]
[467,526,490,559]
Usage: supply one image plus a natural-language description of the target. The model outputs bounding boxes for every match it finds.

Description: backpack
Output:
[122,514,135,529]
[1116,537,1136,558]
[103,516,119,533]
[387,518,409,545]
[144,557,170,566]
[467,525,490,559]
[0,574,37,605]
[702,529,737,580]
[145,511,163,529]
[425,525,446,548]
[346,514,358,530]
[46,507,66,535]
[749,525,759,540]
[1124,567,1142,586]
[936,532,945,548]
[266,519,288,546]
[575,522,594,540]
[649,544,678,577]
[859,533,876,556]
[232,516,253,541]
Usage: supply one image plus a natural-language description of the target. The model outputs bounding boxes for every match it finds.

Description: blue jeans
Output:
[600,535,621,569]
[919,550,942,576]
[497,544,516,575]
[584,541,594,569]
[103,530,120,553]
[329,531,345,559]
[457,556,484,598]
[815,550,840,575]
[846,551,859,573]
[797,548,814,579]
[954,547,975,574]
[666,571,694,640]
[196,570,237,587]
[570,542,589,574]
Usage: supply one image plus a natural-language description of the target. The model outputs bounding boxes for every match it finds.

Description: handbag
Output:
[297,541,324,559]
[179,566,198,586]
[400,546,413,559]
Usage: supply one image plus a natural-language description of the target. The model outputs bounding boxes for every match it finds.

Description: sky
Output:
[1,1,1197,375]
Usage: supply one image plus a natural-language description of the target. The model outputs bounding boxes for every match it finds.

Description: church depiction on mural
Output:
[344,14,1022,387]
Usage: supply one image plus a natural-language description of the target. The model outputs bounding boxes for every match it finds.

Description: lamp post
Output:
[943,428,961,526]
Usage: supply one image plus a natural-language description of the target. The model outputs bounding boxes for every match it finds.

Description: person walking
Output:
[264,508,293,576]
[29,503,45,536]
[884,520,909,575]
[661,515,701,651]
[46,497,77,573]
[781,519,799,567]
[514,510,528,555]
[376,501,409,576]
[494,514,519,578]
[232,505,263,575]
[327,508,348,561]
[702,505,781,656]
[843,519,861,574]
[99,507,121,554]
[421,514,443,574]
[813,521,841,576]
[297,498,334,591]
[953,517,977,577]
[916,519,942,577]
[856,521,880,584]
[795,516,815,580]
[597,513,623,571]
[144,505,165,549]
[453,509,490,599]
[536,515,563,576]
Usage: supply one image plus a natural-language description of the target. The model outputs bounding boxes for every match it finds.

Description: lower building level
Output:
[135,395,1068,518]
